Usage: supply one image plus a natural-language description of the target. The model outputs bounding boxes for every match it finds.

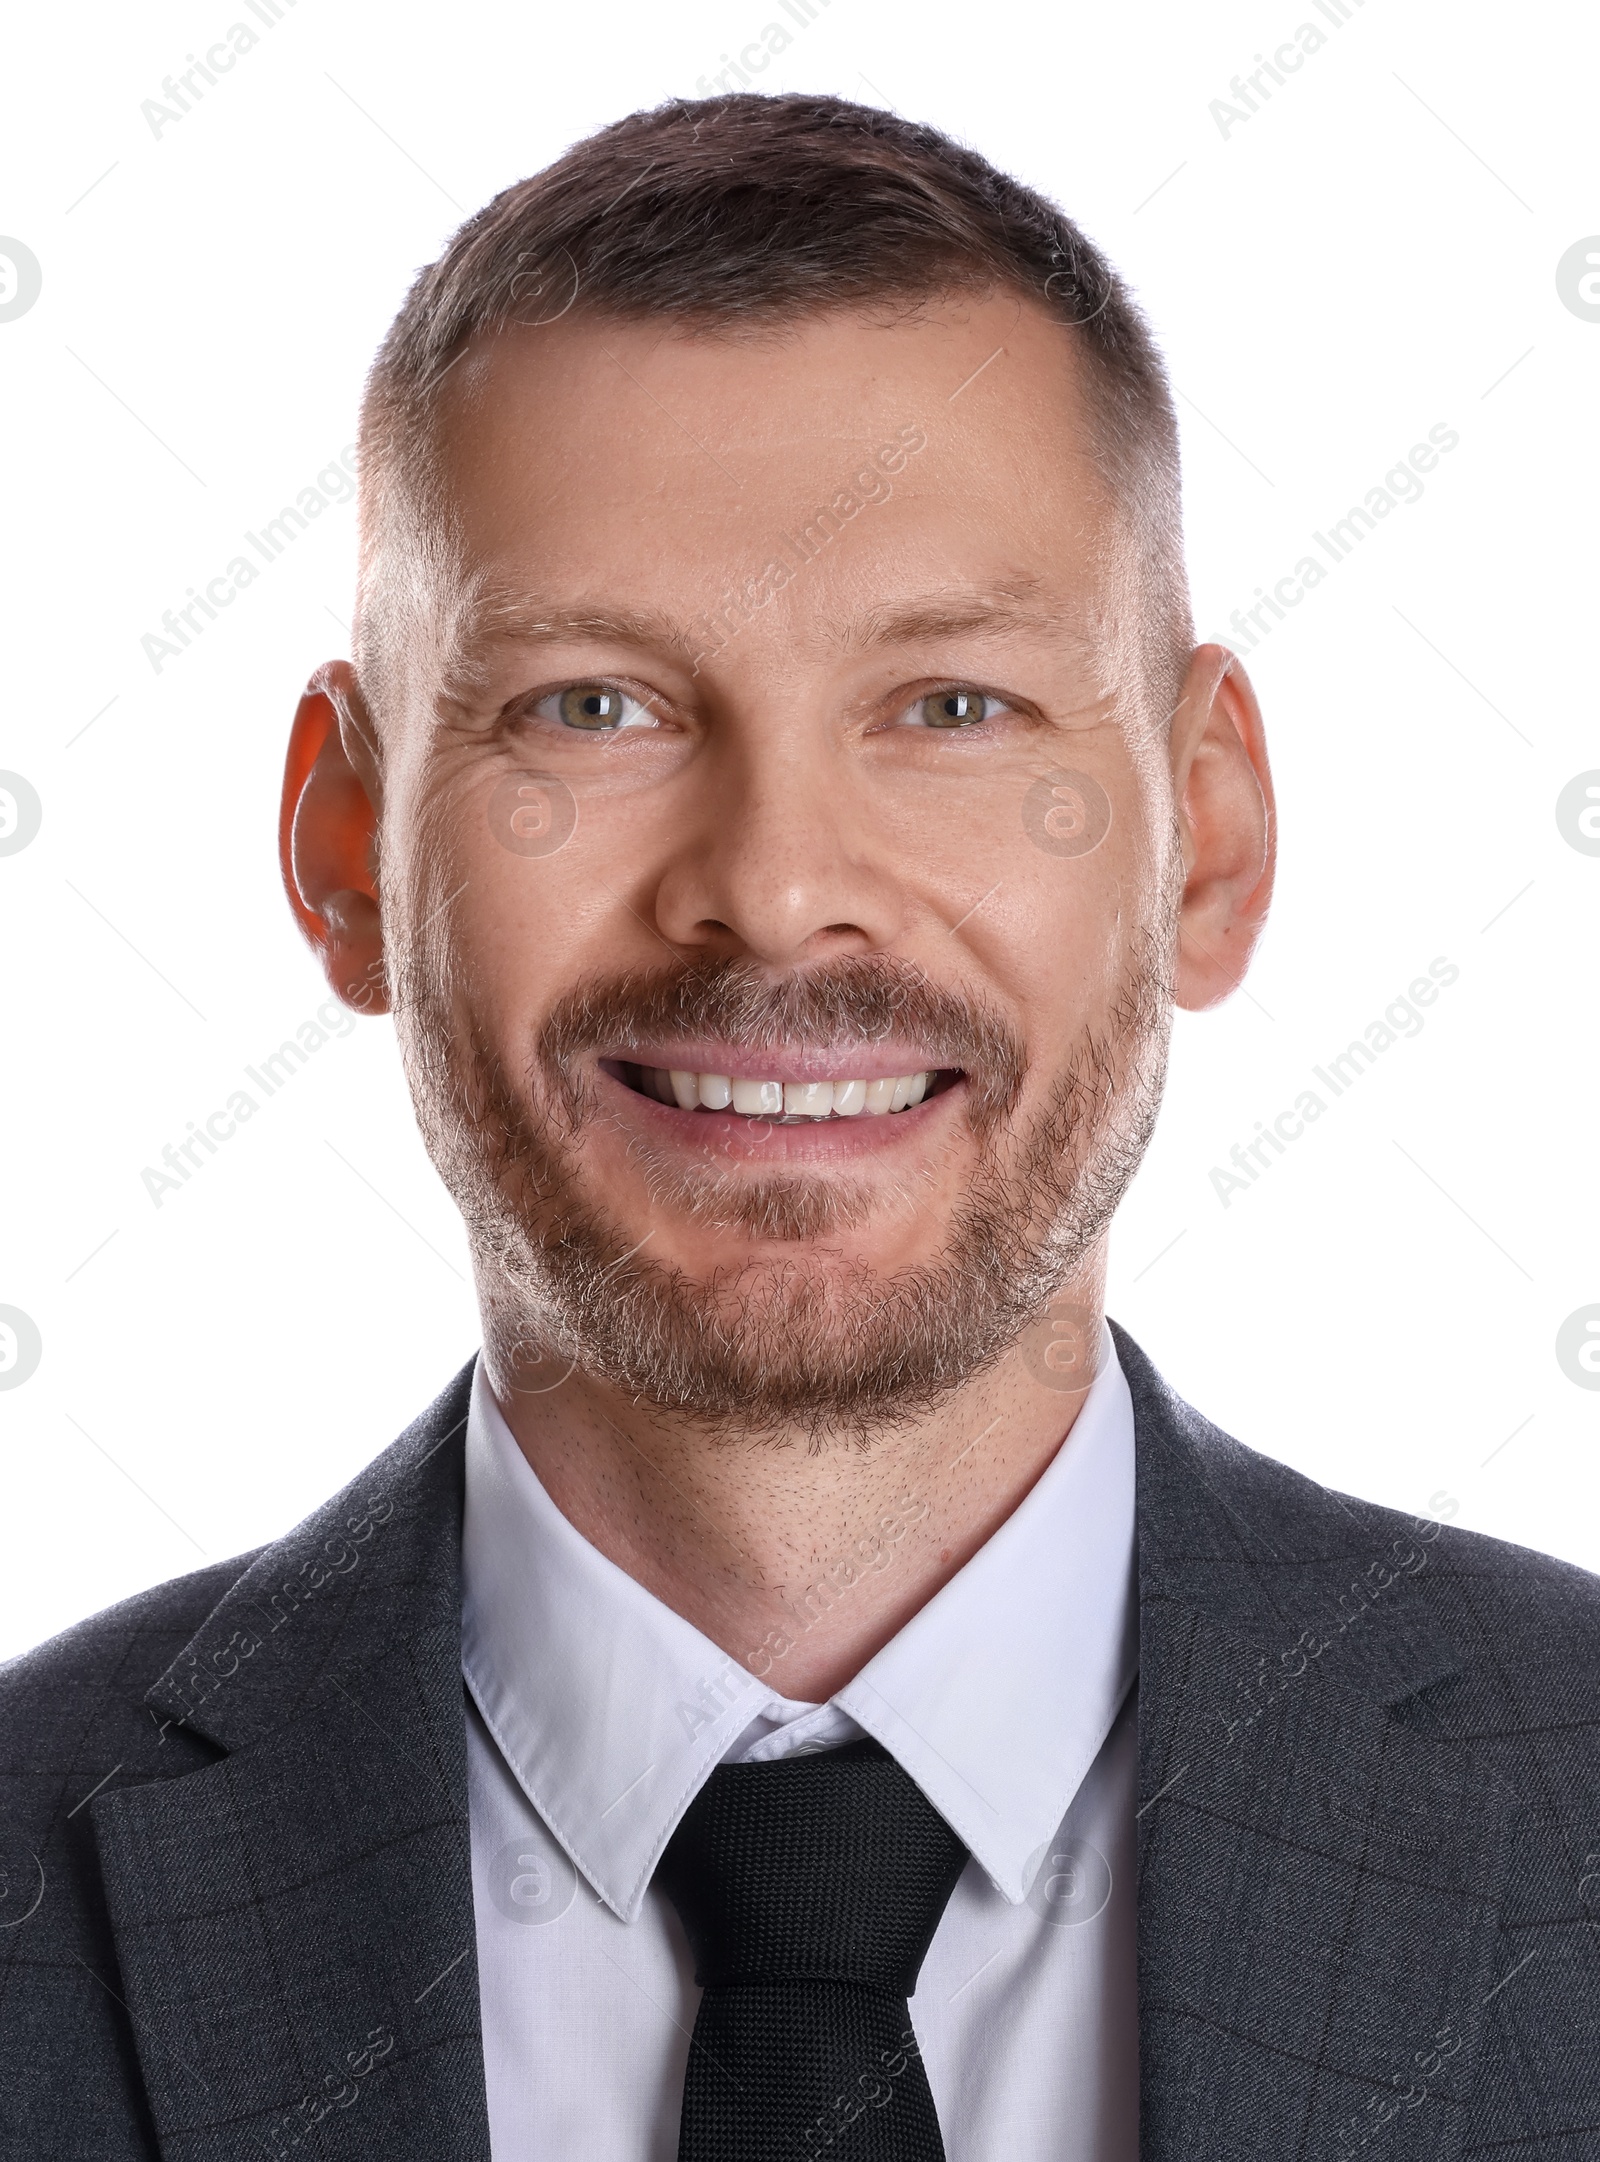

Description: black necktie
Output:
[655,1737,970,2161]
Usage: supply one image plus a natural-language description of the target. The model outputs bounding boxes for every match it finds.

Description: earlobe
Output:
[1169,645,1276,1013]
[279,661,390,1015]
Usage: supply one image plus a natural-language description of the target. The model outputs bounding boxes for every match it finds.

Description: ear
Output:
[279,659,389,1015]
[1168,644,1276,1012]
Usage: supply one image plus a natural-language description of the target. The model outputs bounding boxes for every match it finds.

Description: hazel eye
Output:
[911,688,999,729]
[537,683,655,732]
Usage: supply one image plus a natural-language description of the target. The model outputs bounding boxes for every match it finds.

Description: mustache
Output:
[535,954,1027,1127]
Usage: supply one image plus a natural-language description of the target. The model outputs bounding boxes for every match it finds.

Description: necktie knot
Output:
[657,1738,969,1997]
[656,1739,969,2159]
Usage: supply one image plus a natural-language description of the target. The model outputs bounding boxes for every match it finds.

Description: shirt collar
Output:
[461,1328,1136,1920]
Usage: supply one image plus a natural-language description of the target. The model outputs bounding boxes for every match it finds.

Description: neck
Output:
[478,1262,1107,1702]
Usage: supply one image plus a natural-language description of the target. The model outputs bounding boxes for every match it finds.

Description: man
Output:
[2,91,1596,2161]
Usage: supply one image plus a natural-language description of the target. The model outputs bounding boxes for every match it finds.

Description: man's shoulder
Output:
[1,1557,254,1735]
[1217,1417,1600,1664]
[10,1552,250,1672]
[0,1356,477,1771]
[1115,1319,1600,1763]
[0,1362,477,2158]
[1159,1357,1600,1631]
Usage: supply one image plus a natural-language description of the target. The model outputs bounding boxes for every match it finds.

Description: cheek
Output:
[877,758,1134,936]
[462,848,610,1049]
[936,793,1157,1061]
[970,859,1130,1027]
[394,763,600,1031]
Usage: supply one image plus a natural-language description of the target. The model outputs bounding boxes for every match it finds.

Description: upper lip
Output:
[603,1042,960,1084]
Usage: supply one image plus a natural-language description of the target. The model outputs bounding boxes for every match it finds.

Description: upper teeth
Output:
[637,1069,932,1117]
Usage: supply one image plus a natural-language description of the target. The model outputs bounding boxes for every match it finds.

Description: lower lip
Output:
[596,1067,965,1162]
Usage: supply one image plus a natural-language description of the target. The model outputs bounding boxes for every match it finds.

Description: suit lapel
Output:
[90,1365,491,2162]
[1120,1326,1521,2162]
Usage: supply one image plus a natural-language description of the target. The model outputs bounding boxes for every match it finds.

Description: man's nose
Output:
[649,728,906,968]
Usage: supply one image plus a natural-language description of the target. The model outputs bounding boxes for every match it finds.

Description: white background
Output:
[1,0,1595,1659]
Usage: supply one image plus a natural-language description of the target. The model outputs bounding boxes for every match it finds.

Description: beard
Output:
[390,923,1176,1444]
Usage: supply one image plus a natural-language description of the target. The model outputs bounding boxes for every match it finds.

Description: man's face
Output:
[366,294,1187,1435]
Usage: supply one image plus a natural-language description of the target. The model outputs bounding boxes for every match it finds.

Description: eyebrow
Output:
[447,577,1090,680]
[451,597,706,670]
[829,581,1086,656]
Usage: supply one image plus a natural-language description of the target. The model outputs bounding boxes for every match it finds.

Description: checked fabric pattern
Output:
[654,1738,971,2161]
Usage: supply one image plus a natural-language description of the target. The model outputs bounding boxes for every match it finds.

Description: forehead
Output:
[428,293,1125,658]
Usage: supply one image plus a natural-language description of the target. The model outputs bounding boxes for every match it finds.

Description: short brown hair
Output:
[357,92,1191,714]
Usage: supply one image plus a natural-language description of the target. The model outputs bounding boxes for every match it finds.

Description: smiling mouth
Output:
[603,1061,962,1122]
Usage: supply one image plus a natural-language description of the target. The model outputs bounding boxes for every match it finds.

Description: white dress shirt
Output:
[462,1325,1140,2161]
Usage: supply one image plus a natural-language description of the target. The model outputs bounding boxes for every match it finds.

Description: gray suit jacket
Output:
[2,1325,1597,2158]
